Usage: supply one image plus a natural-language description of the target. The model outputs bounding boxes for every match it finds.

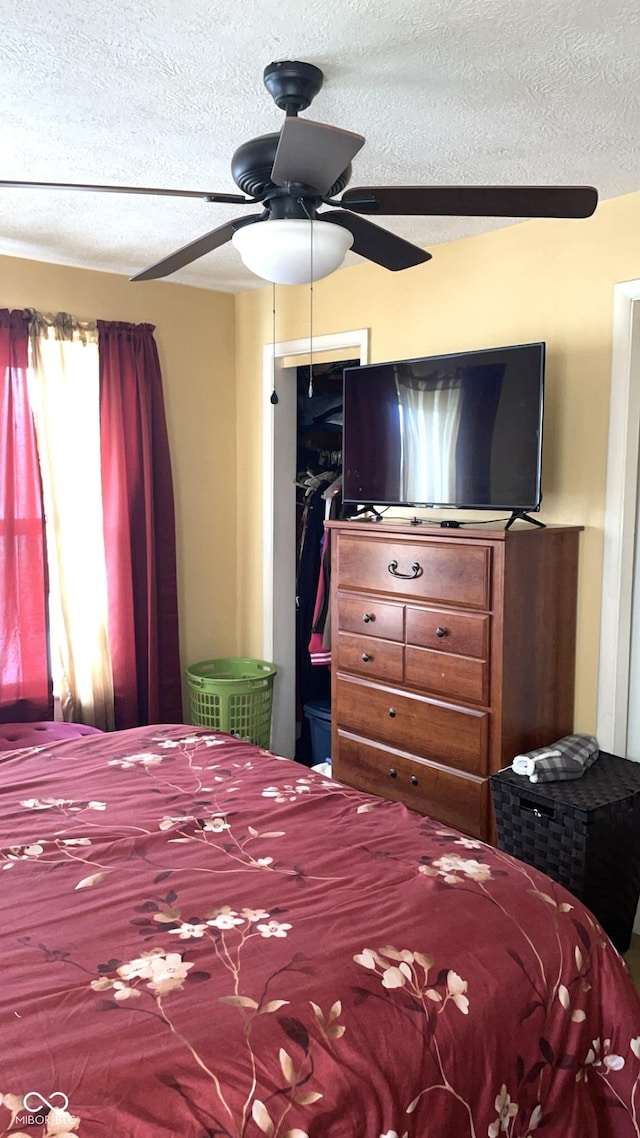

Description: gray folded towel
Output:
[511,734,599,783]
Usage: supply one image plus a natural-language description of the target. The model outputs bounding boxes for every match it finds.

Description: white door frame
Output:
[262,327,369,758]
[597,281,640,753]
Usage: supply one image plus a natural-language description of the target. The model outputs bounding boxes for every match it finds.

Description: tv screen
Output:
[342,342,545,511]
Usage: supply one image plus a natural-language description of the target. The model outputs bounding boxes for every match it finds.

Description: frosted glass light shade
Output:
[232,218,353,285]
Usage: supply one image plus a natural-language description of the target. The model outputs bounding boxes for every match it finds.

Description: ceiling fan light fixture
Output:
[231,218,353,285]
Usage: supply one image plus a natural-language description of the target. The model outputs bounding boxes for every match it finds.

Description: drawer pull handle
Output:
[388,708,396,718]
[388,560,423,580]
[389,768,398,778]
[436,626,447,638]
[362,652,371,662]
[410,775,419,786]
[362,613,373,623]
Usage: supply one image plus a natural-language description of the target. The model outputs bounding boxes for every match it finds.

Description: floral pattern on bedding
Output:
[0,724,639,1138]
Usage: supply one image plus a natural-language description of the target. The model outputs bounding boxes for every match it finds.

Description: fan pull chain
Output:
[298,196,316,399]
[308,215,314,398]
[270,282,278,405]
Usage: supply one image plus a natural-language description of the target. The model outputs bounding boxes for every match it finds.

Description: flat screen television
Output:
[342,342,545,514]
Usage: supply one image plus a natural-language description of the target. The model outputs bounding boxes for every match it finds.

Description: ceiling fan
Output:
[0,60,598,285]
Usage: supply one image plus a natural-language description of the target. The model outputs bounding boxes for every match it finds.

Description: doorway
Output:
[294,358,358,766]
[598,281,640,932]
[597,283,640,756]
[261,328,369,758]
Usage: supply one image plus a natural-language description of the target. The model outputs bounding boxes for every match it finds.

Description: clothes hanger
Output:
[294,469,335,496]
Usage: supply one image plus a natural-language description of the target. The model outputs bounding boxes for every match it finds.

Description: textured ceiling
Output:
[2,0,640,293]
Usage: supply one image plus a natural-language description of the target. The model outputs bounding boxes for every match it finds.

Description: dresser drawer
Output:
[335,730,488,837]
[336,631,404,684]
[405,645,489,704]
[334,675,488,776]
[406,606,489,658]
[337,535,491,608]
[336,592,404,640]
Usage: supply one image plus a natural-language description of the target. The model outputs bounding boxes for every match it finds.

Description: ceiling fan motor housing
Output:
[231,134,352,201]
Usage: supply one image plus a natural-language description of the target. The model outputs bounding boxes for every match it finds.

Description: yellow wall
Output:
[236,190,640,732]
[0,256,238,695]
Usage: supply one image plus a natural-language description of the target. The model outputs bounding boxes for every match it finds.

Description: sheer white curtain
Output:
[28,312,115,729]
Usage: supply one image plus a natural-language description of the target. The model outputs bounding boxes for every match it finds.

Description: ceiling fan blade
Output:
[340,185,598,219]
[0,179,249,204]
[130,214,264,281]
[271,117,365,196]
[323,210,431,271]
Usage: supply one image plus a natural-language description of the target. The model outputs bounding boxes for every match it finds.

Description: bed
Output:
[2,723,640,1138]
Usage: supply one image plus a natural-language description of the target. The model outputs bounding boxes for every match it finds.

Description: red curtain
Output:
[0,310,52,721]
[98,321,182,728]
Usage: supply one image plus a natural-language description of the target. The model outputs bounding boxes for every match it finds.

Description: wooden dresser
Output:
[326,520,582,842]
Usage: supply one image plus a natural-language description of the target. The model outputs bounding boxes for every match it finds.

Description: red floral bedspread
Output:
[1,724,640,1138]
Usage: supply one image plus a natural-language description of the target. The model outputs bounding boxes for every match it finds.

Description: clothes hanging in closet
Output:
[295,480,332,724]
[308,531,331,665]
[307,475,341,665]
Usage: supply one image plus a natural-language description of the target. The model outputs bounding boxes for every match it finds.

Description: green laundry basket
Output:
[185,658,277,747]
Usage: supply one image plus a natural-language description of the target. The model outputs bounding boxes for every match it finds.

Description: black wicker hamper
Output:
[490,752,640,953]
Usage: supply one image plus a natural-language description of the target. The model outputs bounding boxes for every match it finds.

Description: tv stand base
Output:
[349,504,385,522]
[505,510,546,531]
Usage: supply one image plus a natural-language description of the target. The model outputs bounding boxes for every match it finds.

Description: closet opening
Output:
[295,358,358,766]
[262,327,368,760]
